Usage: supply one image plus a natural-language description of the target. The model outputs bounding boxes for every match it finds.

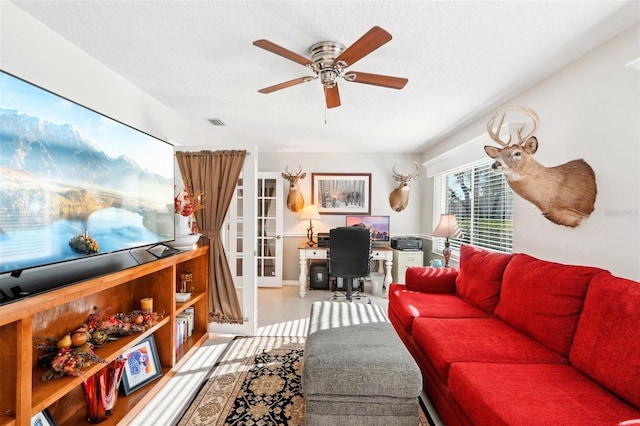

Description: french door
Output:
[225,175,245,289]
[256,173,283,287]
[225,172,283,288]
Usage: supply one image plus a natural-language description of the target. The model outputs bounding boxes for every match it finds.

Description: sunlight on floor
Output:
[131,284,389,424]
[129,336,233,426]
[256,317,310,336]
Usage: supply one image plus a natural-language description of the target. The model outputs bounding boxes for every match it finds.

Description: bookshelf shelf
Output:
[0,245,209,426]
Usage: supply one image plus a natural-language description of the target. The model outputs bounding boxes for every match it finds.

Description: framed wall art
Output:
[311,173,371,215]
[120,335,162,395]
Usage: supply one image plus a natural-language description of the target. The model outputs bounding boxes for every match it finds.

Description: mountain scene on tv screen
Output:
[350,221,389,241]
[0,108,174,273]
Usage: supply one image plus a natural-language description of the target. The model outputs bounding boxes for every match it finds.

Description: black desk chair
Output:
[328,226,372,302]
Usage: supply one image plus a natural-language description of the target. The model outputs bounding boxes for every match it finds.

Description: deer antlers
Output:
[283,165,305,179]
[392,162,420,181]
[487,106,539,147]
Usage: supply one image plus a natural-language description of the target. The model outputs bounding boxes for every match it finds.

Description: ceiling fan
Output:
[253,26,408,109]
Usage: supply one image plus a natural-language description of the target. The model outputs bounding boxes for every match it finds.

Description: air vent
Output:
[207,118,225,126]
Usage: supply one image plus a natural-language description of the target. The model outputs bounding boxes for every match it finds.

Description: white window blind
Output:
[435,159,513,259]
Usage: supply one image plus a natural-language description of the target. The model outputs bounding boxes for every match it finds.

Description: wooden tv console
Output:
[0,245,209,426]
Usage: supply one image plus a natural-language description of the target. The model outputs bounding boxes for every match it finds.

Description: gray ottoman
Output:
[303,301,422,426]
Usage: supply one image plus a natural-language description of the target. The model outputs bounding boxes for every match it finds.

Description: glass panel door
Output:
[256,173,283,287]
[224,176,244,289]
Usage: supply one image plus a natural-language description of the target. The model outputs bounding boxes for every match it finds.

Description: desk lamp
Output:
[431,214,463,267]
[300,204,321,246]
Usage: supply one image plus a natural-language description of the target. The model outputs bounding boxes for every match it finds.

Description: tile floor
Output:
[256,282,390,336]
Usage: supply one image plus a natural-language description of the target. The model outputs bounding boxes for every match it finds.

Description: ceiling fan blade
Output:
[258,77,312,94]
[324,84,341,109]
[344,72,408,89]
[335,26,392,67]
[253,39,312,67]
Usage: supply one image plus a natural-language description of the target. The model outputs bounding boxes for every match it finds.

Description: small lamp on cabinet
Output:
[431,214,463,267]
[300,204,321,246]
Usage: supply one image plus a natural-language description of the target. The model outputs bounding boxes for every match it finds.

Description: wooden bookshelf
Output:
[0,245,209,426]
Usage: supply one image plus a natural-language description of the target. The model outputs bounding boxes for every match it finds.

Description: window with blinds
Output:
[435,159,513,259]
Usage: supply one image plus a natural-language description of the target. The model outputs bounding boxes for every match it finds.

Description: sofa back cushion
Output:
[455,245,513,314]
[494,254,603,356]
[570,272,640,409]
[405,266,458,294]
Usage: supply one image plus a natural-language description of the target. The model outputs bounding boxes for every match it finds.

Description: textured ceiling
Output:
[10,1,639,153]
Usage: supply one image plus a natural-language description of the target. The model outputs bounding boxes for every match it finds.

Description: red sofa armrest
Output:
[404,267,458,294]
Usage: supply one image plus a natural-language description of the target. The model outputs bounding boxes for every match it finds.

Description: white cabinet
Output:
[392,249,423,284]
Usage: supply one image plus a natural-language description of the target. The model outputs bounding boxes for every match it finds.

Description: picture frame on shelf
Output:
[120,335,162,395]
[31,409,57,426]
[311,173,372,215]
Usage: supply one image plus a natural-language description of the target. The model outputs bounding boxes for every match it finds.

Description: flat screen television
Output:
[0,70,175,279]
[345,215,390,242]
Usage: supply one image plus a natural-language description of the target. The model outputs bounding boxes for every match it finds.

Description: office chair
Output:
[328,226,372,302]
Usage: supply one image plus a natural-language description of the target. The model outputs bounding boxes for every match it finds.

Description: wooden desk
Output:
[298,244,393,297]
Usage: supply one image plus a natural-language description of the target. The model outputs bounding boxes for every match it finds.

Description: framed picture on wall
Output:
[311,173,371,215]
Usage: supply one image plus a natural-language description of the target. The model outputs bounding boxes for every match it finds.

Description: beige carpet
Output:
[177,336,429,426]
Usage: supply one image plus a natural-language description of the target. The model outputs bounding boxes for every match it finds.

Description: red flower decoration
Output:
[174,185,205,217]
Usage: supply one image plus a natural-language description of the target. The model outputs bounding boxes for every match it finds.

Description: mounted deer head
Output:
[282,165,306,212]
[484,107,596,227]
[389,162,420,212]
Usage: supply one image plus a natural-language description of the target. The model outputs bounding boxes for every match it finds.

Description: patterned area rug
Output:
[178,336,429,426]
[178,336,306,425]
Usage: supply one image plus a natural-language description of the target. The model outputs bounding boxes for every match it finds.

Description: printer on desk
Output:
[319,233,422,250]
[391,236,423,251]
[317,233,330,248]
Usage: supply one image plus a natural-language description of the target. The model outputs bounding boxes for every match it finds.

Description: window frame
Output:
[432,158,513,262]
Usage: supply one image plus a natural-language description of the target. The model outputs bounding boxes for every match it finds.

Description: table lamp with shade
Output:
[431,214,463,267]
[300,204,321,246]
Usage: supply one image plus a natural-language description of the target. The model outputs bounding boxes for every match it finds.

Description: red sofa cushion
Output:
[449,362,640,426]
[412,317,567,381]
[388,284,488,333]
[405,266,458,294]
[570,272,640,410]
[455,245,513,314]
[494,253,603,356]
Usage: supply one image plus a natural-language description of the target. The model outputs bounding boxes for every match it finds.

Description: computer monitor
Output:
[345,215,390,243]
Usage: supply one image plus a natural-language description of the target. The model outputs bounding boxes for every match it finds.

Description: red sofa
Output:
[388,245,640,426]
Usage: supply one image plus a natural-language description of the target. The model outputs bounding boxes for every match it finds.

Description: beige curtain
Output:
[176,150,246,324]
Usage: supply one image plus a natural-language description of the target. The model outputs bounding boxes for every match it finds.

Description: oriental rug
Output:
[177,336,306,425]
[177,336,429,426]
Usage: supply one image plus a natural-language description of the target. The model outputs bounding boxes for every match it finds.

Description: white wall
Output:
[259,152,424,281]
[259,152,423,237]
[0,2,213,147]
[421,24,640,281]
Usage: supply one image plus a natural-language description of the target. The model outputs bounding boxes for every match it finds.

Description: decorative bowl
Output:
[166,233,201,249]
[175,292,192,302]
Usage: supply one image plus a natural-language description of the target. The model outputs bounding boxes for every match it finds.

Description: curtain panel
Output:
[176,150,246,324]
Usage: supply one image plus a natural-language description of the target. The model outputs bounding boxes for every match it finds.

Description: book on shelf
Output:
[180,307,195,336]
[175,317,187,351]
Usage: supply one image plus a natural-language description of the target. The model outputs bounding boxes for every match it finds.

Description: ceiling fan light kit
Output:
[253,26,408,109]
